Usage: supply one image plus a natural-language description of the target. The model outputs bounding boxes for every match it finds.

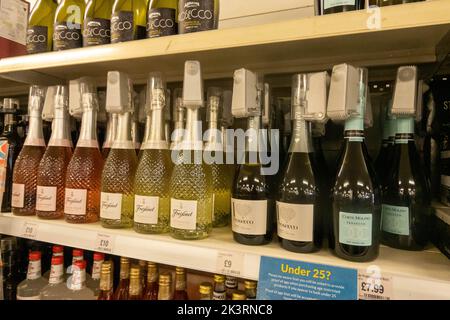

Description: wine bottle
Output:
[331,67,381,262]
[178,0,219,34]
[114,257,130,300]
[27,0,58,54]
[381,117,431,250]
[170,88,185,150]
[170,61,213,240]
[231,70,274,246]
[276,74,322,253]
[102,113,118,159]
[65,79,104,223]
[131,93,141,154]
[83,0,113,46]
[142,262,158,300]
[53,0,86,50]
[36,86,73,219]
[12,87,47,216]
[0,99,23,212]
[319,0,363,15]
[100,73,138,228]
[111,0,147,43]
[133,73,172,234]
[147,0,177,38]
[205,87,232,228]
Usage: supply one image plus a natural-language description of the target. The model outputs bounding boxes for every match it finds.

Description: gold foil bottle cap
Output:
[214,274,225,283]
[159,272,172,286]
[120,257,130,265]
[175,267,185,275]
[130,266,140,279]
[232,290,247,300]
[199,282,213,295]
[101,261,112,273]
[244,280,257,289]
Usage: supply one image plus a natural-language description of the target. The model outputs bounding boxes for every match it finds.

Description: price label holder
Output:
[358,267,393,300]
[94,233,115,254]
[21,222,39,239]
[216,251,244,277]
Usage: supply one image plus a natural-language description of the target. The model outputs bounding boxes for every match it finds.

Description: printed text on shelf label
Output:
[95,233,115,254]
[21,222,39,240]
[216,251,244,277]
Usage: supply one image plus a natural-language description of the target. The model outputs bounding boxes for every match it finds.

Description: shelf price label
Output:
[216,251,244,277]
[358,266,393,300]
[21,222,39,240]
[94,233,115,254]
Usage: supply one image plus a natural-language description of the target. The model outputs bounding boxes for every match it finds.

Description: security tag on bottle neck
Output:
[69,78,82,119]
[106,71,133,114]
[70,77,98,117]
[206,87,223,123]
[183,61,204,108]
[28,86,47,115]
[221,90,233,127]
[232,68,260,118]
[327,63,360,121]
[391,65,418,118]
[42,86,57,121]
[358,67,373,128]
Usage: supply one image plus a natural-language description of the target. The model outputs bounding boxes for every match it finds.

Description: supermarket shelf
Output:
[1,0,450,96]
[0,212,449,299]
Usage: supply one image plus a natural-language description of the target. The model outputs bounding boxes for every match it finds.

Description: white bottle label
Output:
[36,186,57,212]
[213,291,226,300]
[49,264,64,284]
[323,0,356,10]
[100,192,123,220]
[64,188,87,215]
[276,202,314,242]
[170,198,197,230]
[27,260,41,280]
[11,183,25,208]
[134,195,159,224]
[339,212,373,246]
[92,260,103,280]
[231,198,267,235]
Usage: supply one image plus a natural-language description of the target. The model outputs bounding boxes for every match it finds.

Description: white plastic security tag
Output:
[221,90,233,127]
[391,65,418,117]
[304,71,329,122]
[106,71,132,114]
[183,61,204,108]
[232,68,259,118]
[327,63,359,121]
[42,86,57,121]
[69,78,82,118]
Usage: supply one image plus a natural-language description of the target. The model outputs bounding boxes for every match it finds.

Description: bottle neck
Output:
[49,107,72,147]
[175,273,186,291]
[147,269,158,284]
[27,259,42,280]
[131,120,140,149]
[395,117,414,144]
[158,285,172,300]
[289,119,313,153]
[181,107,203,150]
[129,277,142,297]
[112,112,134,149]
[120,263,130,280]
[246,115,261,153]
[77,108,99,148]
[142,108,168,149]
[92,260,103,281]
[25,109,45,147]
[103,113,118,148]
[49,263,64,284]
[100,271,113,292]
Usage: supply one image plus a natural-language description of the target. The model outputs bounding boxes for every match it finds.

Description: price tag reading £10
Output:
[21,222,39,240]
[94,233,115,254]
[216,251,244,277]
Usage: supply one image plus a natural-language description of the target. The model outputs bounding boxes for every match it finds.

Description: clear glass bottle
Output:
[134,73,172,234]
[128,265,142,300]
[65,260,96,300]
[40,256,70,300]
[66,248,85,276]
[114,257,130,300]
[198,282,213,300]
[157,272,172,300]
[212,274,226,300]
[16,251,47,300]
[244,280,257,300]
[36,86,73,219]
[102,113,118,159]
[97,261,114,300]
[86,252,104,297]
[27,0,58,53]
[65,81,104,224]
[53,0,86,50]
[173,266,188,300]
[12,86,47,216]
[143,262,158,300]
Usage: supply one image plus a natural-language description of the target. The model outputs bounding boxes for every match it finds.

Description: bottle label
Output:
[170,198,198,230]
[11,183,25,208]
[323,0,356,10]
[92,260,103,280]
[134,195,159,224]
[64,188,87,216]
[83,18,111,46]
[231,198,268,235]
[26,26,48,54]
[36,186,57,212]
[147,8,177,38]
[111,11,134,43]
[381,204,410,236]
[53,22,82,51]
[179,0,216,34]
[213,291,226,300]
[27,260,41,280]
[100,192,123,220]
[276,202,314,242]
[339,211,373,246]
[48,138,72,148]
[49,264,64,284]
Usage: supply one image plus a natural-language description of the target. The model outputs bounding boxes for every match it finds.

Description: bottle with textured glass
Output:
[212,274,226,300]
[170,88,185,150]
[157,272,172,300]
[128,265,142,300]
[101,73,138,229]
[381,117,431,250]
[143,262,158,300]
[27,0,58,53]
[16,251,47,300]
[36,86,73,219]
[178,0,219,34]
[199,282,213,300]
[102,113,118,159]
[114,257,130,300]
[205,88,232,228]
[97,261,114,300]
[111,0,147,43]
[12,87,47,216]
[147,0,177,38]
[134,73,172,234]
[40,256,70,299]
[244,280,257,300]
[86,252,104,297]
[65,260,96,300]
[170,61,213,240]
[173,266,188,300]
[65,80,104,224]
[53,0,86,50]
[331,68,381,262]
[84,0,112,46]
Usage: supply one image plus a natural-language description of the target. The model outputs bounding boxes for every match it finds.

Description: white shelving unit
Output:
[0,213,449,299]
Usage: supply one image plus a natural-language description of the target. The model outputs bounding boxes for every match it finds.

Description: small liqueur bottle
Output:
[86,252,104,297]
[114,257,130,300]
[212,274,226,300]
[97,261,114,300]
[244,280,257,300]
[225,276,237,300]
[157,272,173,300]
[143,262,159,300]
[16,251,47,300]
[173,266,188,300]
[40,256,70,299]
[198,282,213,300]
[66,260,96,300]
[128,265,142,300]
[232,291,247,300]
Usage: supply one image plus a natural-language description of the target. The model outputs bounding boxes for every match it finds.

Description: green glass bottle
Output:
[111,0,147,43]
[178,0,219,34]
[147,0,177,38]
[84,0,113,46]
[53,0,86,50]
[27,0,58,54]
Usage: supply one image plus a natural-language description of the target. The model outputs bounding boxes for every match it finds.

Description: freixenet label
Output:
[83,18,111,46]
[170,198,197,230]
[276,202,314,242]
[231,198,267,235]
[134,195,159,224]
[147,8,177,38]
[178,0,215,34]
[339,212,373,246]
[26,26,48,54]
[100,192,123,220]
[53,22,82,50]
[11,183,25,208]
[111,11,134,43]
[36,186,57,212]
[64,188,87,216]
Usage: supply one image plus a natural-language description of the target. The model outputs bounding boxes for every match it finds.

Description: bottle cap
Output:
[159,272,172,286]
[51,256,64,265]
[244,280,257,289]
[199,282,213,294]
[73,249,84,257]
[175,267,185,275]
[232,290,247,300]
[2,98,20,112]
[53,85,69,113]
[52,245,64,254]
[130,266,140,279]
[120,257,130,265]
[94,252,105,261]
[29,251,41,261]
[214,274,225,283]
[183,61,204,108]
[74,260,87,270]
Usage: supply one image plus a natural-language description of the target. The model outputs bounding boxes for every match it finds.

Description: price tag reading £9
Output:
[358,266,393,300]
[94,233,115,254]
[216,251,244,277]
[21,222,39,240]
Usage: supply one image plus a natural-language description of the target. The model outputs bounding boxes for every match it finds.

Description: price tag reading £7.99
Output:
[94,233,115,254]
[21,222,39,240]
[216,251,245,277]
[358,266,394,300]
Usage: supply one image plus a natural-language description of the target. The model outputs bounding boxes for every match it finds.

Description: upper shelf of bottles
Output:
[0,0,450,96]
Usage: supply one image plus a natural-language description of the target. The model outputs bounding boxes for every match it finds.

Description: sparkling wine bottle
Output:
[111,0,147,43]
[170,88,185,150]
[102,112,118,159]
[27,0,58,54]
[53,0,86,50]
[83,0,112,46]
[146,0,178,38]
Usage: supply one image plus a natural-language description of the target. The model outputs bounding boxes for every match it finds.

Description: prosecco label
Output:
[84,18,111,46]
[339,212,372,246]
[100,192,123,220]
[381,204,410,236]
[64,188,87,216]
[276,202,314,242]
[147,8,177,38]
[178,0,215,34]
[134,195,159,224]
[26,26,48,54]
[231,198,267,235]
[11,183,25,208]
[53,22,82,51]
[111,11,134,43]
[323,0,356,10]
[36,186,57,212]
[170,198,197,230]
